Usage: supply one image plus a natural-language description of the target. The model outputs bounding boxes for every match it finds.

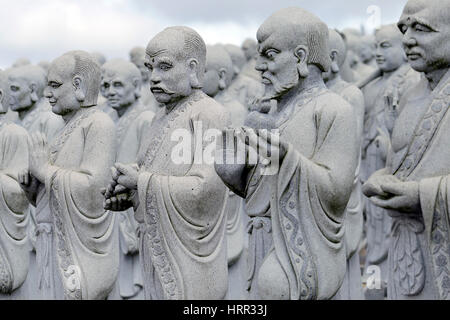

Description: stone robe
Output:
[0,121,30,299]
[215,92,247,299]
[112,102,154,300]
[362,64,420,290]
[384,69,450,300]
[245,86,359,300]
[328,80,365,300]
[32,107,118,300]
[135,91,229,300]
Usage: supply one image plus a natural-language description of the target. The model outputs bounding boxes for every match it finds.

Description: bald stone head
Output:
[323,29,347,82]
[255,7,331,100]
[45,50,101,116]
[374,24,407,73]
[224,44,246,78]
[359,35,376,64]
[12,58,31,68]
[91,52,107,66]
[8,65,47,112]
[101,58,142,112]
[203,45,234,97]
[398,0,450,73]
[129,46,150,82]
[242,38,257,61]
[145,26,206,105]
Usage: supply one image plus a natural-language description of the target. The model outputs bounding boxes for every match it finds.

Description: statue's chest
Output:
[281,106,316,158]
[391,95,429,154]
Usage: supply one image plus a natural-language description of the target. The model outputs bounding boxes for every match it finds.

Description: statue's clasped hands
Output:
[101,163,139,211]
[362,171,420,213]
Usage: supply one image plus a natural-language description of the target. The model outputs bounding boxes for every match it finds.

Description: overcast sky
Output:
[0,0,409,68]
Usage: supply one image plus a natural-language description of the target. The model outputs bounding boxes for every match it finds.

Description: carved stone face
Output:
[255,33,300,101]
[375,26,406,73]
[398,0,450,73]
[7,76,32,112]
[203,66,221,97]
[101,70,137,110]
[242,39,257,61]
[132,56,149,83]
[45,55,81,116]
[145,51,193,105]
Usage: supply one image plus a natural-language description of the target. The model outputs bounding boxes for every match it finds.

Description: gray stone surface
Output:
[215,7,360,300]
[363,0,450,300]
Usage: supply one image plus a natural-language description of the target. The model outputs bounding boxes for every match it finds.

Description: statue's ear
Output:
[233,66,240,77]
[133,77,142,99]
[30,83,39,103]
[73,76,85,103]
[218,68,227,90]
[294,45,309,78]
[187,58,202,89]
[330,50,340,73]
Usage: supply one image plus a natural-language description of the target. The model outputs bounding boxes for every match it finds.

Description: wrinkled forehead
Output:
[146,32,185,62]
[376,25,403,44]
[257,24,305,52]
[48,55,75,82]
[101,67,134,82]
[399,0,449,30]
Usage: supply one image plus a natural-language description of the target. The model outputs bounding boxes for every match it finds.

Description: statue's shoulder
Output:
[85,108,116,132]
[4,122,28,138]
[316,89,353,117]
[192,94,228,124]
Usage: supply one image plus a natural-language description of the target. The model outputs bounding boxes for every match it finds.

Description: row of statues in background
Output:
[0,0,449,300]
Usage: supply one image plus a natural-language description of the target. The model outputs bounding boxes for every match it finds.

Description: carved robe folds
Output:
[386,70,450,299]
[0,123,30,296]
[248,87,359,300]
[34,108,118,300]
[135,91,229,300]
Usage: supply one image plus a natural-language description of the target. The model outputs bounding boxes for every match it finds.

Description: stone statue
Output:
[360,23,421,299]
[91,52,107,66]
[363,0,450,300]
[100,58,155,300]
[38,61,51,73]
[323,29,365,300]
[241,38,261,82]
[359,35,378,69]
[215,7,360,300]
[129,46,160,113]
[18,50,119,300]
[7,65,65,295]
[103,26,229,300]
[203,44,247,299]
[204,45,247,126]
[224,44,264,110]
[7,65,64,138]
[12,58,31,68]
[344,31,377,83]
[0,71,31,300]
[223,44,247,81]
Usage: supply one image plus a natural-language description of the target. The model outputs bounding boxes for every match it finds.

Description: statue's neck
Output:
[18,101,38,121]
[164,89,202,114]
[277,69,326,113]
[425,67,449,91]
[117,99,139,118]
[325,73,342,89]
[62,106,91,124]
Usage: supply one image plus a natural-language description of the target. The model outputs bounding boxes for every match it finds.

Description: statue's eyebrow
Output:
[414,17,438,32]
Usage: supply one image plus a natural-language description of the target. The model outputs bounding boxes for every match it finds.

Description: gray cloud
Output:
[0,0,409,68]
